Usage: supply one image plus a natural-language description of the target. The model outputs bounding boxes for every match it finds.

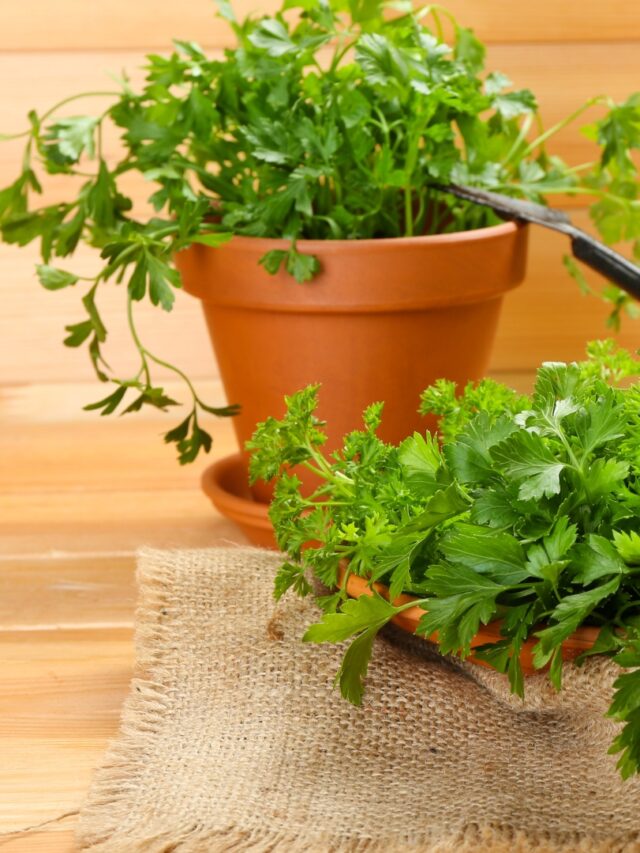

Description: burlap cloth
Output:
[78,547,640,852]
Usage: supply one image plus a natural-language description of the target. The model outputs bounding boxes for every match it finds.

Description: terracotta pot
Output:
[177,222,528,503]
[343,572,599,676]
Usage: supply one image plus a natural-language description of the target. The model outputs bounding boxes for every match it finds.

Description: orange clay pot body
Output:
[177,223,528,502]
[344,572,600,676]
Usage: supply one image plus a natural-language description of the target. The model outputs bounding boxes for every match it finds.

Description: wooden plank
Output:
[0,416,237,492]
[0,415,250,556]
[0,829,76,852]
[0,378,225,424]
[1,0,639,51]
[0,628,132,834]
[1,372,536,428]
[492,215,640,371]
[0,244,216,386]
[1,42,638,189]
[0,496,249,557]
[1,207,638,389]
[442,1,640,44]
[484,42,640,167]
[0,555,136,629]
[0,0,241,52]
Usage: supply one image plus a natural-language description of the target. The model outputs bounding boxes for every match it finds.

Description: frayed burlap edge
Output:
[76,547,640,853]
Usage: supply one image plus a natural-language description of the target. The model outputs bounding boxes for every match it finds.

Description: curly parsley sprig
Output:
[249,340,640,779]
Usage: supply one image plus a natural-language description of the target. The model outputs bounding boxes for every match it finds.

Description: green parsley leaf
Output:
[35,264,79,290]
[303,593,397,644]
[491,430,565,501]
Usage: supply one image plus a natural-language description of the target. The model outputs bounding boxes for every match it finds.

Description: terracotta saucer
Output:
[343,571,600,675]
[202,453,277,548]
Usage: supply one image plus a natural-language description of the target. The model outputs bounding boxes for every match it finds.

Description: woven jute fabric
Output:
[78,546,640,852]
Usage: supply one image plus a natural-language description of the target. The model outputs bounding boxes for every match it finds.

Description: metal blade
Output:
[433,183,572,230]
[432,182,640,302]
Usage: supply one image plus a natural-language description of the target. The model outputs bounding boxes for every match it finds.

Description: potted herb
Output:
[247,340,640,778]
[1,1,639,476]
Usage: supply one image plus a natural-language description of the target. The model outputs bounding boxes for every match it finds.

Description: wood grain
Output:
[1,44,638,184]
[0,416,248,556]
[1,208,638,389]
[1,0,640,51]
[0,830,76,852]
[0,413,249,847]
[0,4,639,846]
[492,216,640,370]
[0,555,136,629]
[0,628,133,834]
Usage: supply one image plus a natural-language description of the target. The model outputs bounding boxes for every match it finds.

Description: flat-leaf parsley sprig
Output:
[248,340,640,778]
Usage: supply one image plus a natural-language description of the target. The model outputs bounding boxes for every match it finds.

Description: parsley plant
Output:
[248,340,640,779]
[1,1,639,460]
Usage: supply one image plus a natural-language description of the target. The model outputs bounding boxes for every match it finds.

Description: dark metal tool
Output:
[434,183,640,301]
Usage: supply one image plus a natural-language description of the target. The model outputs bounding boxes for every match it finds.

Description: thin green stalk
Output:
[404,183,414,236]
[145,348,204,405]
[520,96,607,160]
[414,188,428,235]
[22,138,33,173]
[39,91,120,124]
[615,601,639,628]
[303,451,355,489]
[0,129,31,141]
[504,112,533,165]
[330,39,356,73]
[126,294,151,385]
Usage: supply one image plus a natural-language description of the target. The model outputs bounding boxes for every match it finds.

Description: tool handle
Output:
[571,232,640,301]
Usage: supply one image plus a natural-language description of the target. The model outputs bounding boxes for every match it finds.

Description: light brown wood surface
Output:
[0,2,639,849]
[2,0,640,50]
[0,370,538,850]
[0,406,252,851]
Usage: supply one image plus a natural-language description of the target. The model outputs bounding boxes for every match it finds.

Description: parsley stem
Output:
[305,499,351,507]
[504,112,534,165]
[404,185,414,236]
[126,295,227,417]
[330,40,355,72]
[0,130,31,141]
[126,294,151,385]
[96,125,104,162]
[615,601,640,627]
[394,597,430,613]
[520,96,606,159]
[145,224,180,240]
[39,91,119,124]
[427,7,444,41]
[301,457,354,490]
[22,138,33,174]
[145,350,203,406]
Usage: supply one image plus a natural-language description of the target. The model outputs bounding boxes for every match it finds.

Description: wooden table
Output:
[0,396,249,852]
[0,373,533,850]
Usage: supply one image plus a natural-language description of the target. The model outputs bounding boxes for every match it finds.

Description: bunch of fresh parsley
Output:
[1,0,639,461]
[247,339,640,779]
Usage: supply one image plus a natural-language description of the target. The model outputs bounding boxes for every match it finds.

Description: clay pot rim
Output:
[213,220,523,254]
[342,570,601,654]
